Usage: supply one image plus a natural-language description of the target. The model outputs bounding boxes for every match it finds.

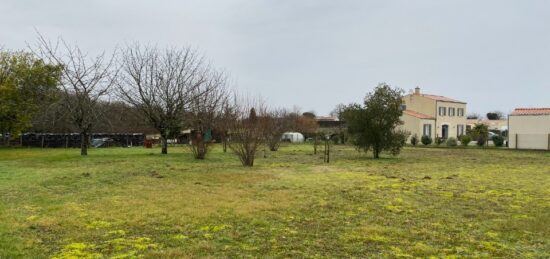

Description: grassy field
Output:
[0,144,549,258]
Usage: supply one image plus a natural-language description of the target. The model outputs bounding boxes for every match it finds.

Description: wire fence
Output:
[14,133,145,148]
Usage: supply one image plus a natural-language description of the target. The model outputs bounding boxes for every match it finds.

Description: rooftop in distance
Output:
[510,108,550,116]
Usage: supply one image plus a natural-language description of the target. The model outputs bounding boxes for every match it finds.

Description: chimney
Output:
[414,86,420,95]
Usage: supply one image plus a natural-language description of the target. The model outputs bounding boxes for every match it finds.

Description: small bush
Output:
[492,135,504,147]
[435,137,445,146]
[476,136,487,147]
[446,137,458,147]
[421,135,432,145]
[459,135,471,146]
[331,135,339,145]
[410,134,418,146]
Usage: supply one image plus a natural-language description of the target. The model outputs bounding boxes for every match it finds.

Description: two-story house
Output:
[401,87,467,142]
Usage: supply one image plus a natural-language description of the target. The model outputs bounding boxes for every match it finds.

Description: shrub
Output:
[476,136,487,147]
[421,135,432,145]
[459,135,471,146]
[410,134,418,146]
[435,137,445,146]
[331,135,339,145]
[470,124,488,141]
[492,135,504,147]
[446,137,458,147]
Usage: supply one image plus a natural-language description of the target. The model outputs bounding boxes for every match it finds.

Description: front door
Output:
[442,125,449,139]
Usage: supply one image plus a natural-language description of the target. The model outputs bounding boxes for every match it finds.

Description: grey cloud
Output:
[1,0,549,115]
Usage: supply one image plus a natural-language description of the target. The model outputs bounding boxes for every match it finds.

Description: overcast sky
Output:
[1,0,549,116]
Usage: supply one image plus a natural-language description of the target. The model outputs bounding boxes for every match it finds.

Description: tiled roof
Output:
[403,110,435,120]
[421,94,466,104]
[510,108,550,116]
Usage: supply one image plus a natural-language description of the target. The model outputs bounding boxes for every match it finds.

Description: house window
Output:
[400,104,407,111]
[449,107,455,116]
[438,107,446,116]
[423,124,432,137]
[457,108,464,117]
[457,124,464,136]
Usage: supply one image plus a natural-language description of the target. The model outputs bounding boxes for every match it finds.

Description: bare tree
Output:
[118,44,210,154]
[329,103,346,120]
[330,103,348,144]
[218,102,239,153]
[226,99,267,167]
[186,71,230,159]
[287,110,319,136]
[263,108,290,151]
[467,113,481,120]
[34,35,118,156]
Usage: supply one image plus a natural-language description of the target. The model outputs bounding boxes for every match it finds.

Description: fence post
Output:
[323,139,327,163]
[327,140,330,163]
[41,135,45,148]
[515,134,518,149]
[548,134,550,151]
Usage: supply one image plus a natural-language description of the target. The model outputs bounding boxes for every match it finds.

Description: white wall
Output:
[508,114,550,150]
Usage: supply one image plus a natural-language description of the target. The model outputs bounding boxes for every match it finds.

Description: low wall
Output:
[509,134,550,150]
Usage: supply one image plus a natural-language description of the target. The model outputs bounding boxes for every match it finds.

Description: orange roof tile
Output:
[421,94,466,104]
[403,110,435,120]
[510,108,550,116]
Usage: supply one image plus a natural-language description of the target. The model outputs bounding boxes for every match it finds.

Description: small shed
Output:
[508,108,550,150]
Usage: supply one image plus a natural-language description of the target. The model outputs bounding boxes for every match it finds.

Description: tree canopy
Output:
[343,83,408,159]
[486,111,504,120]
[0,51,61,142]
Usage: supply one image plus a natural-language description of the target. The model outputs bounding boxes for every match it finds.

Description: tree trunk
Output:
[243,151,254,167]
[195,142,206,159]
[80,132,88,156]
[373,149,379,159]
[269,140,278,151]
[160,135,168,154]
[244,157,254,167]
[314,136,318,154]
[326,140,330,163]
[192,131,207,159]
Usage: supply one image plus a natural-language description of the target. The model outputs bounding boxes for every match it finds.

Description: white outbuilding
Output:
[281,132,305,143]
[508,108,550,150]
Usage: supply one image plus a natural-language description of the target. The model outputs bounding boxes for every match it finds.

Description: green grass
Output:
[0,145,549,258]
